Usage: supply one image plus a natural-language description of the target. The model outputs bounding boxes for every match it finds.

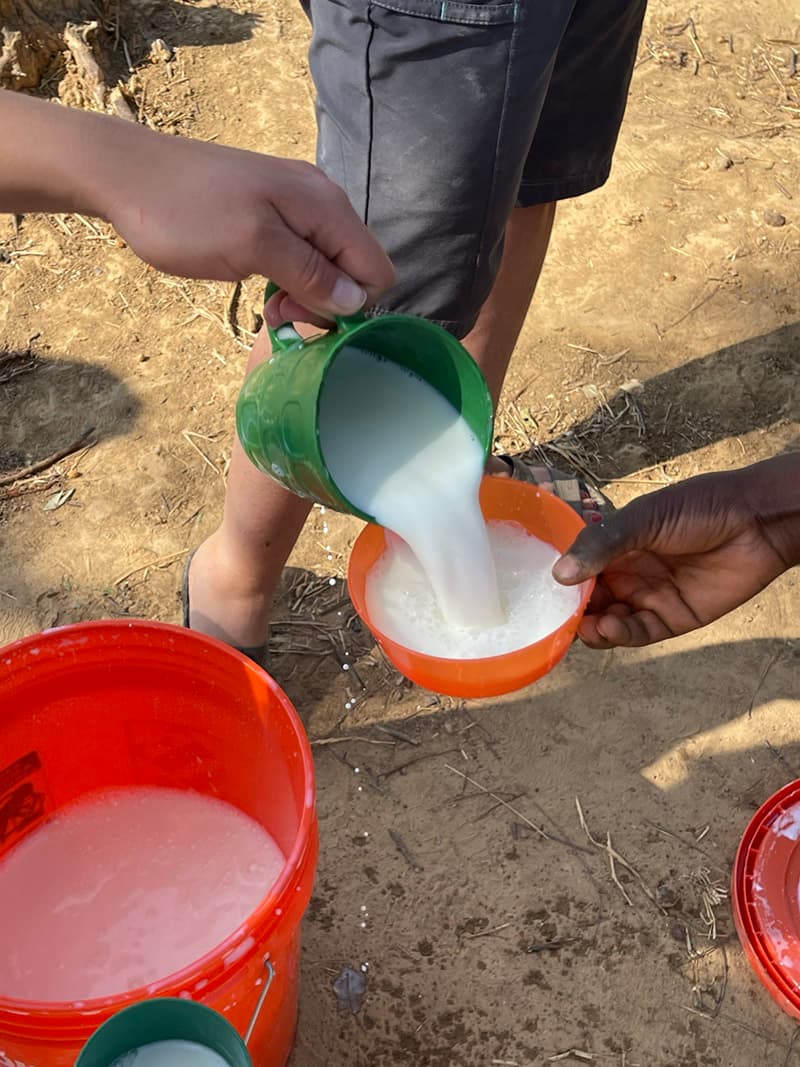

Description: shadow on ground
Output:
[120,0,261,62]
[295,629,800,1066]
[0,349,141,475]
[530,321,799,484]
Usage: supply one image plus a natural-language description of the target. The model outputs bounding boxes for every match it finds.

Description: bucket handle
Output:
[263,281,366,353]
[244,956,276,1047]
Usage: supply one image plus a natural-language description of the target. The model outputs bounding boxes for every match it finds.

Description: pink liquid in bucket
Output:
[0,621,318,1067]
[0,787,287,1002]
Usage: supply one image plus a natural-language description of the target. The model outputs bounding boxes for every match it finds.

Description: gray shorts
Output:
[303,0,646,337]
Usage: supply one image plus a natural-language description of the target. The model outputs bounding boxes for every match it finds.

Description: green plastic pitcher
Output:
[235,282,494,523]
[75,998,252,1067]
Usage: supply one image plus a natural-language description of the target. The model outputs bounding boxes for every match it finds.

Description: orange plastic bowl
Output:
[347,476,595,698]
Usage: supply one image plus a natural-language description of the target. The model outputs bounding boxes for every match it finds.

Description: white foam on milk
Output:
[366,520,582,658]
[112,1040,230,1067]
[774,808,800,841]
[0,787,285,1002]
[319,346,503,629]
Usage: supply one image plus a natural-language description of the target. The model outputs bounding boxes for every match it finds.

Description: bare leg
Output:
[463,201,556,409]
[186,327,312,648]
[465,202,597,516]
[188,202,564,647]
[463,202,562,481]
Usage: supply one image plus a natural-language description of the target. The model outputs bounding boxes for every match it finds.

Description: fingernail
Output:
[331,277,367,314]
[553,556,580,582]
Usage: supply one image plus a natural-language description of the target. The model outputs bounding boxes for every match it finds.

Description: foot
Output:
[489,454,605,524]
[185,534,272,652]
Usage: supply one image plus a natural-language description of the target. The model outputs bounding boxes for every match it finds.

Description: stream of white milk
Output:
[320,346,582,657]
[319,347,503,629]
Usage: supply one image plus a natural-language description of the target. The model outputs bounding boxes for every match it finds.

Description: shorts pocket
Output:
[371,0,518,27]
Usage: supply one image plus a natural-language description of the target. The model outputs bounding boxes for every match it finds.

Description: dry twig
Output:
[446,765,549,839]
[114,549,190,585]
[388,829,424,872]
[0,429,95,487]
[311,736,395,748]
[576,798,660,909]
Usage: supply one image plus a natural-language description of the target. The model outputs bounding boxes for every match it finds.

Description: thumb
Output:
[553,509,643,585]
[268,232,369,319]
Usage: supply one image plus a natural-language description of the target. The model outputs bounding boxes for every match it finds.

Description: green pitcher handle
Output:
[264,281,367,353]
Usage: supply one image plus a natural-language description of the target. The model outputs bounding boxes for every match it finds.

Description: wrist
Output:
[66,108,156,223]
[738,453,800,569]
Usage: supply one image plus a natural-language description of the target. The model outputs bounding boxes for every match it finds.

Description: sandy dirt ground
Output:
[1,0,799,1062]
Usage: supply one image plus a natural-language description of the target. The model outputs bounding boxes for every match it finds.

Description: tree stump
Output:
[0,0,135,118]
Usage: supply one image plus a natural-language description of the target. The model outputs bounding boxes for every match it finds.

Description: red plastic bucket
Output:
[733,780,800,1020]
[0,621,318,1067]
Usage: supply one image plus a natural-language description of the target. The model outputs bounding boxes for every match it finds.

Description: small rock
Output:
[619,378,643,395]
[713,152,734,171]
[657,882,680,910]
[149,38,173,63]
[764,210,787,227]
[333,967,367,1014]
[663,272,677,281]
[698,161,709,171]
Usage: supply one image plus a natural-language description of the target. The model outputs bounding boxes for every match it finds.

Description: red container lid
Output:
[733,780,800,1020]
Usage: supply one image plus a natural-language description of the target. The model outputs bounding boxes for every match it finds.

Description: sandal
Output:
[497,454,613,524]
[182,550,269,664]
